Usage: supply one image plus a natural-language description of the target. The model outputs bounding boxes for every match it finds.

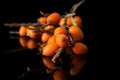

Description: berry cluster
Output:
[18,12,88,58]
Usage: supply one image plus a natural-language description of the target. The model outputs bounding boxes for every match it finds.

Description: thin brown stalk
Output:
[4,23,40,27]
[70,0,85,13]
[52,47,65,63]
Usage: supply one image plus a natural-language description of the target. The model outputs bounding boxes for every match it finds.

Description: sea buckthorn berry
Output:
[56,34,69,47]
[47,12,61,24]
[47,35,56,44]
[44,25,55,30]
[59,17,72,27]
[27,25,41,39]
[41,32,52,42]
[37,17,47,25]
[69,26,84,41]
[74,16,82,27]
[72,42,88,55]
[54,27,66,36]
[42,43,59,57]
[19,25,27,36]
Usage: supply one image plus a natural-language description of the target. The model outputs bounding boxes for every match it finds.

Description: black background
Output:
[0,0,97,80]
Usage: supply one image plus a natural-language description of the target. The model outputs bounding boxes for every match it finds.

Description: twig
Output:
[40,11,45,16]
[4,23,40,27]
[70,0,85,13]
[63,14,74,44]
[33,28,55,34]
[40,42,47,48]
[52,47,65,63]
[65,13,76,17]
[4,22,57,34]
[40,11,49,17]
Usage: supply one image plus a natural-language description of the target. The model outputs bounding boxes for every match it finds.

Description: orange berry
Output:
[69,26,84,41]
[42,43,59,56]
[27,25,41,39]
[27,39,37,49]
[72,42,88,55]
[47,12,61,24]
[59,18,64,27]
[37,17,47,24]
[47,35,56,44]
[56,34,69,47]
[42,56,56,70]
[44,25,55,30]
[54,27,66,36]
[19,37,28,48]
[41,32,52,42]
[74,15,82,27]
[59,17,72,27]
[19,25,27,36]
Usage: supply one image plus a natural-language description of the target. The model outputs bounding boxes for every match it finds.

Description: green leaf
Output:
[71,17,78,26]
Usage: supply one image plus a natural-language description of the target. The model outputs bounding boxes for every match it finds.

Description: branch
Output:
[63,13,75,44]
[4,23,40,27]
[70,0,85,13]
[40,11,49,17]
[52,47,65,63]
